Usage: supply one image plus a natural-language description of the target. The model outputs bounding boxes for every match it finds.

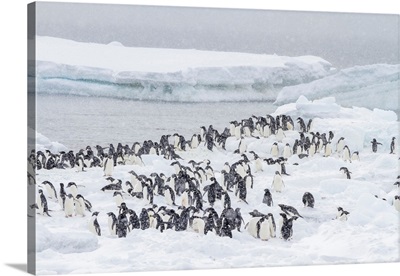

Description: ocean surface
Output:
[35,94,277,151]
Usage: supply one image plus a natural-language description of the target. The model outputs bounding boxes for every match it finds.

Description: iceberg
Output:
[33,36,335,102]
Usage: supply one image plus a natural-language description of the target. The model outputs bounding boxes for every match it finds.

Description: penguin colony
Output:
[30,112,399,243]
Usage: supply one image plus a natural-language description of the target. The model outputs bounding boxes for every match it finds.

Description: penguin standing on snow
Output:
[351,151,360,161]
[340,167,352,179]
[390,137,396,154]
[262,188,273,206]
[107,212,117,235]
[74,194,86,217]
[256,216,271,241]
[342,145,351,162]
[88,211,101,236]
[37,189,51,217]
[336,207,350,221]
[103,154,114,176]
[64,194,75,218]
[270,142,279,158]
[302,192,315,208]
[59,183,66,210]
[41,181,58,201]
[370,138,382,153]
[280,213,298,240]
[271,171,284,193]
[139,208,150,230]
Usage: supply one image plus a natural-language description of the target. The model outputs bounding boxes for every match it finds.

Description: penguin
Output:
[393,195,400,212]
[64,194,75,218]
[342,145,351,162]
[246,216,262,238]
[237,138,247,154]
[116,211,129,238]
[66,182,78,198]
[139,208,150,230]
[41,181,58,201]
[336,207,349,221]
[282,143,292,159]
[302,192,315,208]
[128,209,141,231]
[351,151,360,161]
[74,194,86,217]
[262,188,273,206]
[339,167,352,179]
[191,134,200,149]
[219,213,233,238]
[280,213,298,240]
[236,179,248,204]
[268,213,276,238]
[191,216,205,235]
[336,137,345,153]
[278,204,303,218]
[234,208,245,232]
[308,142,316,157]
[37,189,51,217]
[324,142,332,157]
[113,192,124,208]
[103,154,114,176]
[275,126,285,142]
[270,142,279,158]
[107,212,118,235]
[163,185,177,206]
[88,212,101,236]
[256,216,271,241]
[390,137,396,154]
[370,138,382,153]
[271,171,284,193]
[59,183,66,210]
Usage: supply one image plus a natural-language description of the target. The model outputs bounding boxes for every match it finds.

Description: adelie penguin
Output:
[336,207,349,221]
[271,171,284,193]
[67,182,79,198]
[370,138,382,153]
[280,213,298,240]
[390,137,396,154]
[262,188,273,206]
[37,189,51,217]
[88,211,101,236]
[302,192,315,208]
[64,194,75,218]
[41,181,58,201]
[393,195,400,212]
[278,204,303,218]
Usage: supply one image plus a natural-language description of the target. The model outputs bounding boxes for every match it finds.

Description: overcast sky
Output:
[35,2,399,68]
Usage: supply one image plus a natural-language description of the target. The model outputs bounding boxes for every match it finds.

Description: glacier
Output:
[33,36,335,102]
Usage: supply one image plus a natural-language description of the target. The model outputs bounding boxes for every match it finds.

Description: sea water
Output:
[36,94,277,151]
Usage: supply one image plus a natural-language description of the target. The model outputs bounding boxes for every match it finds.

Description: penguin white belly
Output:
[244,127,251,137]
[247,217,261,238]
[64,197,75,217]
[115,195,124,208]
[272,176,284,192]
[229,124,235,136]
[239,141,247,154]
[324,144,332,157]
[149,215,156,228]
[351,153,360,161]
[37,195,44,215]
[271,146,279,157]
[259,219,271,241]
[276,130,285,142]
[192,218,205,234]
[69,186,78,198]
[88,218,97,235]
[263,125,271,138]
[164,189,174,206]
[234,126,241,140]
[283,147,291,159]
[181,191,189,207]
[343,149,351,162]
[309,144,316,157]
[108,217,116,235]
[245,177,253,190]
[236,165,246,178]
[255,158,263,173]
[337,140,345,153]
[104,159,113,176]
[75,198,85,216]
[191,137,199,149]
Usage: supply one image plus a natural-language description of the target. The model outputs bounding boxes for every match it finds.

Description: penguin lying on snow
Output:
[336,207,349,221]
[278,204,303,218]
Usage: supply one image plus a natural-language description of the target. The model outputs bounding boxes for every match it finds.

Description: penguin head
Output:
[92,211,99,216]
[76,194,83,199]
[279,213,287,219]
[38,189,43,194]
[67,182,76,188]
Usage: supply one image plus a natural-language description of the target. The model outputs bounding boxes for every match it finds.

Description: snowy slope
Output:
[34,96,399,275]
[34,36,334,102]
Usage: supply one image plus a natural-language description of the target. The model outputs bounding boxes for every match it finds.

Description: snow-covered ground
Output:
[33,96,399,275]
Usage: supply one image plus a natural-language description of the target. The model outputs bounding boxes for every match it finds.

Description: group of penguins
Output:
[31,112,399,242]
